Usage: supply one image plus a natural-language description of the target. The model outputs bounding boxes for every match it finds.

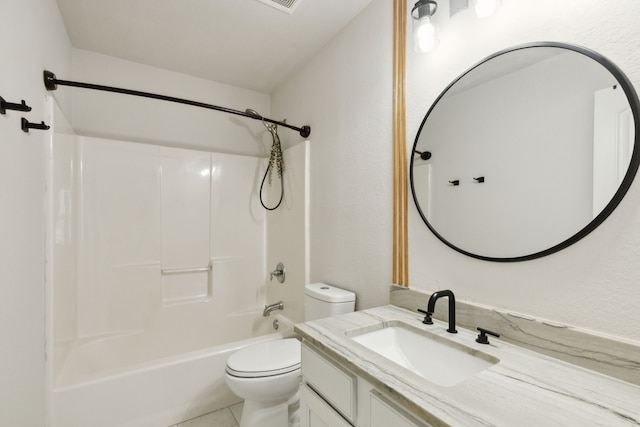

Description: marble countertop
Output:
[294,305,640,427]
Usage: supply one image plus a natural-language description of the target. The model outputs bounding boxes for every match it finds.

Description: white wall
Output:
[70,49,272,157]
[0,0,71,425]
[407,0,640,343]
[272,0,394,310]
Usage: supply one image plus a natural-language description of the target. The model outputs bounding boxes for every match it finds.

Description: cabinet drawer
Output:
[301,342,356,421]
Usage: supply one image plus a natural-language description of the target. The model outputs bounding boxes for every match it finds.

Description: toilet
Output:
[225,283,356,427]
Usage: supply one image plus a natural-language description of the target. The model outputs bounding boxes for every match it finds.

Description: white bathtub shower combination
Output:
[46,104,309,427]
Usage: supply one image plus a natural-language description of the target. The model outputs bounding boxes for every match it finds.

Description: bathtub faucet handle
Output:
[270,262,286,283]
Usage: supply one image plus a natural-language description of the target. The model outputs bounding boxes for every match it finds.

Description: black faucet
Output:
[418,289,457,333]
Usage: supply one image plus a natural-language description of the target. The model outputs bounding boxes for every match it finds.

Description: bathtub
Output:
[51,313,295,427]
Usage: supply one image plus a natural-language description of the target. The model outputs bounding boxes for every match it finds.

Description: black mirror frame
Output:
[410,41,640,262]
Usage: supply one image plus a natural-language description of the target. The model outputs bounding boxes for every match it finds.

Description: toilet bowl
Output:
[225,284,356,426]
[225,338,301,427]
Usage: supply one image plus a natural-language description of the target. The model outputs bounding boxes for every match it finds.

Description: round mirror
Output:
[411,42,640,261]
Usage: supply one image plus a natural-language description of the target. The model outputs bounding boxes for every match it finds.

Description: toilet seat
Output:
[226,338,301,378]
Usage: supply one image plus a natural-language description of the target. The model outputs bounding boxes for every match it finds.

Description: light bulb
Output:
[475,0,500,18]
[414,16,438,53]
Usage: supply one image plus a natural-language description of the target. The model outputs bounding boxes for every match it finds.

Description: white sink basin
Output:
[350,323,498,387]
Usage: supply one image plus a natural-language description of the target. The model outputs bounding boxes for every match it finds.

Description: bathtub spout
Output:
[263,301,284,317]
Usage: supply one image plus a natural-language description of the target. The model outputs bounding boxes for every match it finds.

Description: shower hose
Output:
[259,161,284,211]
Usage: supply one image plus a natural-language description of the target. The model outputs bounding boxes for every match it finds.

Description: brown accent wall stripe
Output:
[393,0,409,286]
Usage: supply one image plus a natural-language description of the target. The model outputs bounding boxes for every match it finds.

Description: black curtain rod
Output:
[43,70,311,138]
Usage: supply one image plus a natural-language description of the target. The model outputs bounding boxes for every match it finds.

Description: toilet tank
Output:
[304,283,356,321]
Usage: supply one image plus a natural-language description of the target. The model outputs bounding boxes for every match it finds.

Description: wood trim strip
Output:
[393,0,409,286]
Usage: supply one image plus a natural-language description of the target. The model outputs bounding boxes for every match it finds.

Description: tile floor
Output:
[169,402,243,427]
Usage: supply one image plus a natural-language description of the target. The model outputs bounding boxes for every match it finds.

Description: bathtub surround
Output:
[161,147,212,303]
[391,285,640,386]
[49,132,268,355]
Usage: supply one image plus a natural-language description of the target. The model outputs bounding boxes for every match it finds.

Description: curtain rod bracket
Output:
[44,70,58,91]
[43,70,311,138]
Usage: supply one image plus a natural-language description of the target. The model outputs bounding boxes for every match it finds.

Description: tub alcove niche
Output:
[46,84,309,426]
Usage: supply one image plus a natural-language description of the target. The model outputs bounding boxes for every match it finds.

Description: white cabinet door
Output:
[370,391,431,427]
[301,343,356,421]
[300,383,352,427]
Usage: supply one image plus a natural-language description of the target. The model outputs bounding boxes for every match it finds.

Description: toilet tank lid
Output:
[305,283,355,303]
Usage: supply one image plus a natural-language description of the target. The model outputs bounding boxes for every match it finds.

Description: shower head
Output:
[245,109,263,119]
[244,108,308,137]
[246,108,278,133]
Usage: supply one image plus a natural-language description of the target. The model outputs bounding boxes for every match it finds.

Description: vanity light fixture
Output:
[474,0,501,18]
[411,0,439,53]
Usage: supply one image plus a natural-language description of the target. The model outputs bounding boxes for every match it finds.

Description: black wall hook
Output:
[21,118,50,133]
[0,96,32,115]
[414,150,432,160]
[449,180,460,186]
[473,176,485,183]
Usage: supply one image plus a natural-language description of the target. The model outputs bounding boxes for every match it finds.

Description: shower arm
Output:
[43,70,311,138]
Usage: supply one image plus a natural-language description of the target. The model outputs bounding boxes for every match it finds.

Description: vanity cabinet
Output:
[300,342,431,427]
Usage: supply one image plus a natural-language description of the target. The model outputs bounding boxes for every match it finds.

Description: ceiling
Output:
[56,0,373,93]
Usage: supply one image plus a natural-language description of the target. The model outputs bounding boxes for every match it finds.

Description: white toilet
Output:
[225,283,356,427]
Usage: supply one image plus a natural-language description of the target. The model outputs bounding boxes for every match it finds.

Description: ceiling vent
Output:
[256,0,301,14]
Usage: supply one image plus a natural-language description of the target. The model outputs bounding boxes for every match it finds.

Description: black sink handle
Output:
[417,308,433,325]
[476,327,500,344]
